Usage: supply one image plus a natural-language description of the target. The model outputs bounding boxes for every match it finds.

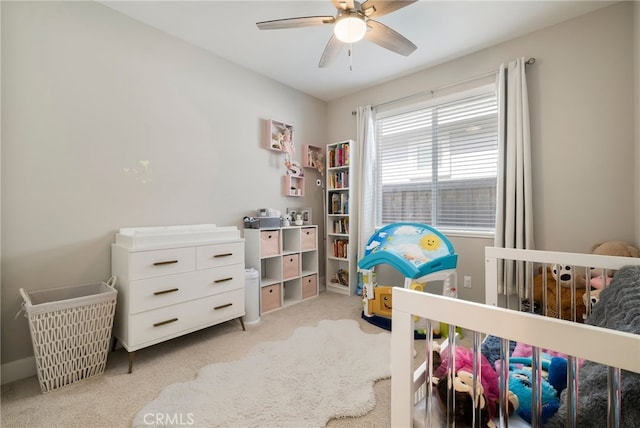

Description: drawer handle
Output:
[153,288,179,296]
[153,318,178,327]
[214,277,233,283]
[213,253,233,258]
[153,260,178,266]
[305,231,310,236]
[214,303,233,310]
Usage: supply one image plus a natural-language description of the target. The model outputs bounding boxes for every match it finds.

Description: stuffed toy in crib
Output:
[432,345,508,427]
[545,265,640,428]
[507,366,560,424]
[527,265,587,322]
[583,240,640,314]
[588,240,640,288]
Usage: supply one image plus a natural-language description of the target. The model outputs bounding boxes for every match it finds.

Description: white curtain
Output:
[355,106,377,263]
[495,58,534,295]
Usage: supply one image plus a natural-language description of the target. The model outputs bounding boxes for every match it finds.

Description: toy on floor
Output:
[357,223,458,336]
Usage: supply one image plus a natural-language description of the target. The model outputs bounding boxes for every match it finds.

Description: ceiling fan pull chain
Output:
[348,44,353,71]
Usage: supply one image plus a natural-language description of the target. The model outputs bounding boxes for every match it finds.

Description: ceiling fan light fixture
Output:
[334,14,366,43]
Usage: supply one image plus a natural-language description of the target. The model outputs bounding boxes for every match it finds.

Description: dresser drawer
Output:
[301,227,317,251]
[129,247,195,280]
[127,288,244,348]
[128,265,244,314]
[282,254,300,280]
[260,230,280,257]
[129,271,198,314]
[302,274,318,299]
[196,241,244,270]
[198,264,245,296]
[261,284,281,313]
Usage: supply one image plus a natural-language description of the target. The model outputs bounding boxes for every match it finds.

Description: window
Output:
[375,85,498,233]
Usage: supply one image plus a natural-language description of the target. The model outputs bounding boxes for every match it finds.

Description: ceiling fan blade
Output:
[257,16,334,30]
[331,0,355,11]
[361,0,417,18]
[319,34,343,68]
[364,19,417,56]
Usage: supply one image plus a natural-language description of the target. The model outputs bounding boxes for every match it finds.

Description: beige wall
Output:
[1,1,326,365]
[327,2,637,302]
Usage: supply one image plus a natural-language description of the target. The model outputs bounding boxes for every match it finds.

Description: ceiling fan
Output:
[256,0,418,68]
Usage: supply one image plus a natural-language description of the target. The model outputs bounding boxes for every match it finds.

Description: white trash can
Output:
[244,268,260,325]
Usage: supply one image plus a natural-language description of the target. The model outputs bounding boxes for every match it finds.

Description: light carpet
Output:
[132,319,391,428]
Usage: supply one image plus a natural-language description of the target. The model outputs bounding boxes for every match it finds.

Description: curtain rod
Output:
[351,57,536,115]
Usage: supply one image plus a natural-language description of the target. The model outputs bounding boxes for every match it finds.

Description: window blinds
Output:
[376,89,498,231]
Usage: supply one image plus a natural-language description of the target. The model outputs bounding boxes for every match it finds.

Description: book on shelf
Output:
[329,171,349,189]
[331,193,339,214]
[332,239,349,258]
[333,217,349,234]
[329,142,351,168]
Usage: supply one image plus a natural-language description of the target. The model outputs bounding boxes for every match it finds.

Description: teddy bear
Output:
[525,265,587,323]
[583,240,640,316]
[588,240,640,289]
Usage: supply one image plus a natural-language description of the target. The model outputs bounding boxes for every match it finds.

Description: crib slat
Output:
[607,367,622,428]
[473,332,483,427]
[499,338,510,428]
[566,356,578,427]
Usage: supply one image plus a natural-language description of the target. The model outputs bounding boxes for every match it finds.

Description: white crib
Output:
[391,247,640,427]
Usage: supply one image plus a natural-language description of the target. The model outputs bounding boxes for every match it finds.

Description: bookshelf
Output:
[325,140,357,295]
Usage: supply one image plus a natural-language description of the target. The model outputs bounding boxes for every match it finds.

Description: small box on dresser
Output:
[111,225,246,373]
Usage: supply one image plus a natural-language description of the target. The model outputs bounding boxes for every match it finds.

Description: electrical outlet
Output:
[464,276,472,288]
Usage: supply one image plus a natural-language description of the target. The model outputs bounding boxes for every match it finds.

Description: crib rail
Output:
[390,286,640,427]
[485,247,640,309]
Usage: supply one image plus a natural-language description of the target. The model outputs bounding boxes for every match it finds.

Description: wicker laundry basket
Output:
[19,276,117,393]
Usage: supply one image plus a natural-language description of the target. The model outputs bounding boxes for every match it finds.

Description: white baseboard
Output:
[1,356,36,385]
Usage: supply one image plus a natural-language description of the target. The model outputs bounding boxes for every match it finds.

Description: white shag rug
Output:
[132,319,391,428]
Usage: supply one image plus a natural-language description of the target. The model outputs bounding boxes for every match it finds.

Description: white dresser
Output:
[111,225,245,372]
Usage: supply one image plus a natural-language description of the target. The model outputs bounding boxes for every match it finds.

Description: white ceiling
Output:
[100,0,616,102]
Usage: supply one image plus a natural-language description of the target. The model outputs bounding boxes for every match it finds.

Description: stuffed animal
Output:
[526,265,587,323]
[589,240,640,289]
[509,355,568,395]
[507,366,561,424]
[433,345,504,427]
[581,240,640,317]
[551,264,587,289]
